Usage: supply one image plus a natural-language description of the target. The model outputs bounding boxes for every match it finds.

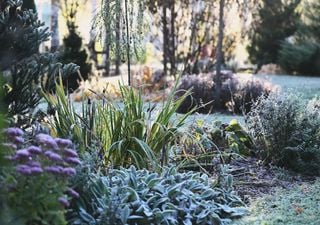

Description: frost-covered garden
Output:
[1,0,320,224]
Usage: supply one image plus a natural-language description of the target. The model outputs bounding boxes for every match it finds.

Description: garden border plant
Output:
[246,92,320,175]
[44,77,195,169]
[0,128,81,225]
[67,165,248,225]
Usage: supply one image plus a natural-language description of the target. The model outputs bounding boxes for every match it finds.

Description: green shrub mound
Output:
[278,1,320,76]
[67,166,247,225]
[278,42,320,76]
[246,93,320,175]
[175,73,274,114]
[174,119,253,171]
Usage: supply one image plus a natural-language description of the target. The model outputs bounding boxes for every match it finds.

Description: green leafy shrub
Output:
[175,73,274,114]
[278,0,320,76]
[0,128,81,225]
[67,166,247,225]
[246,0,300,68]
[246,93,320,175]
[278,42,320,76]
[174,119,253,171]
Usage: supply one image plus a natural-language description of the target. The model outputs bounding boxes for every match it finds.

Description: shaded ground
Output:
[231,177,320,225]
[228,157,315,203]
[222,156,320,225]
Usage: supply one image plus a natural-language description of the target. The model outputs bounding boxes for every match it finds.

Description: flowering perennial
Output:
[3,127,81,207]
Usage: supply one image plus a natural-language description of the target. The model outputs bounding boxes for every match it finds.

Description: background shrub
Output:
[246,93,320,175]
[175,73,274,114]
[278,42,320,76]
[277,0,320,76]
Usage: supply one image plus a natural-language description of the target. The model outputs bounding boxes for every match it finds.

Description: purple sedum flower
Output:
[13,136,24,144]
[67,188,79,198]
[36,133,53,142]
[16,149,30,158]
[58,197,70,207]
[64,157,81,165]
[27,161,41,167]
[5,128,23,137]
[62,167,76,176]
[44,166,64,174]
[63,148,78,158]
[44,151,63,162]
[55,138,73,148]
[27,146,42,154]
[16,165,32,175]
[30,166,43,174]
[36,134,58,150]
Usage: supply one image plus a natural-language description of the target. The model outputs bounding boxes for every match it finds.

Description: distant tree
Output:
[21,0,36,11]
[214,0,257,110]
[213,0,225,110]
[247,0,301,69]
[60,0,92,91]
[278,0,320,75]
[95,0,146,84]
[51,0,60,51]
[146,0,177,77]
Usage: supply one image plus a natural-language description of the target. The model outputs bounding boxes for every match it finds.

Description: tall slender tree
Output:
[51,0,60,51]
[115,0,121,75]
[213,0,225,110]
[162,0,168,77]
[95,0,146,84]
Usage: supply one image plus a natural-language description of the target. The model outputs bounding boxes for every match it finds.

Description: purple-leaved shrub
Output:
[175,73,276,114]
[0,128,81,225]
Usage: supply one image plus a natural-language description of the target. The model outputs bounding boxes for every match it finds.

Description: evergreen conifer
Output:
[0,0,79,117]
[247,0,301,69]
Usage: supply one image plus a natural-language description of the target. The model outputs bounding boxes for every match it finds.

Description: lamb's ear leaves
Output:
[79,207,96,223]
[120,205,131,224]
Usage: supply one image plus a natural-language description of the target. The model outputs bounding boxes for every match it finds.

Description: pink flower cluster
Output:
[3,128,81,207]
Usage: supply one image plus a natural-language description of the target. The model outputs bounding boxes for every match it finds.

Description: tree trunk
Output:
[50,0,60,52]
[104,1,110,76]
[124,0,131,85]
[90,0,97,41]
[162,0,168,77]
[169,0,175,77]
[214,0,225,110]
[89,0,97,64]
[115,0,121,75]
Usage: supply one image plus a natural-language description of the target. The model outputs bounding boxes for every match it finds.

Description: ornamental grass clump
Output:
[44,79,193,169]
[0,128,81,225]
